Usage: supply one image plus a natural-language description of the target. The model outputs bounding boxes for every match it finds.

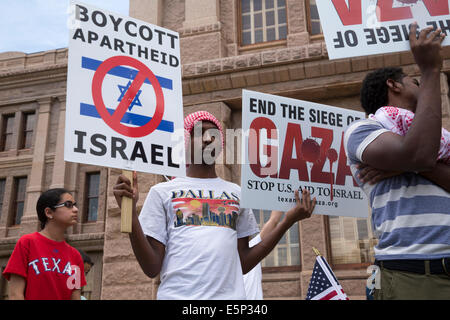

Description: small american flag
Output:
[306,254,349,300]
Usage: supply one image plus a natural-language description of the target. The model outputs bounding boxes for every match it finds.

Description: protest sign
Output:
[316,0,450,59]
[241,90,368,218]
[65,1,185,177]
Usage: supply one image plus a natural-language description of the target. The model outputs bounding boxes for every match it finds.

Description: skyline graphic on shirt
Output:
[172,198,240,230]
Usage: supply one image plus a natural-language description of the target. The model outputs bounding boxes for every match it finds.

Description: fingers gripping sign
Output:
[114,170,139,233]
[409,22,446,72]
[285,189,317,224]
[113,171,139,207]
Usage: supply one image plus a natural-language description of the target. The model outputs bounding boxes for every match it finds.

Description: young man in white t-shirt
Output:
[113,111,316,300]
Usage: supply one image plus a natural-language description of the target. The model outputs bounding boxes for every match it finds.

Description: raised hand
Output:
[284,189,316,224]
[409,22,445,73]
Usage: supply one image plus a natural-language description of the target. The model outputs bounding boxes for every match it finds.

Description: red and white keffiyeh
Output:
[184,110,224,150]
[370,106,450,164]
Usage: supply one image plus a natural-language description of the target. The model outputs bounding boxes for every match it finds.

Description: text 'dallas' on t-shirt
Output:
[138,177,260,300]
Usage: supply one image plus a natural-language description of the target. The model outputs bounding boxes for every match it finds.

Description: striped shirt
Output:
[344,119,450,260]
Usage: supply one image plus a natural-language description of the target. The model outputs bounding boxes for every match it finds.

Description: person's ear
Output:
[44,207,53,220]
[386,79,402,93]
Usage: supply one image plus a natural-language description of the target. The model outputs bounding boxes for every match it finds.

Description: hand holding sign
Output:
[409,22,445,73]
[113,171,139,207]
[284,189,317,225]
[113,171,139,233]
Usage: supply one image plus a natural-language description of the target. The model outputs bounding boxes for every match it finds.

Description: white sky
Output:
[0,0,129,54]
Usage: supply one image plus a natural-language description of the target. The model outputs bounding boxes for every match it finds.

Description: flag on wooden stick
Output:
[305,248,349,300]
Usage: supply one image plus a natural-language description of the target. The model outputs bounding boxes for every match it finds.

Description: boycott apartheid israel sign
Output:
[241,90,368,218]
[316,0,450,60]
[65,1,185,176]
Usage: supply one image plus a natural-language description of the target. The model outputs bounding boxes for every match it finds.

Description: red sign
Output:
[91,56,164,138]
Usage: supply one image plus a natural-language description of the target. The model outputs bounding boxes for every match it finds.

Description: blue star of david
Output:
[118,81,143,111]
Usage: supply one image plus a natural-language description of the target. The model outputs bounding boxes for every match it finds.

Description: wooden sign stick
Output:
[121,170,133,233]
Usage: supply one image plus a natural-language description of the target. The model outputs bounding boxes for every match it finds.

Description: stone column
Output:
[49,96,79,193]
[286,0,310,47]
[50,96,67,189]
[129,0,163,25]
[298,215,329,297]
[49,96,80,235]
[180,0,225,64]
[19,97,52,235]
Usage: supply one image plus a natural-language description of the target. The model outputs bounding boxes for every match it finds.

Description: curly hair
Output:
[360,67,405,115]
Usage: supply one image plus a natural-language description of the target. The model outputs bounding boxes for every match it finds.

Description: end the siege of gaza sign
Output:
[317,0,450,60]
[65,1,186,177]
[241,90,368,218]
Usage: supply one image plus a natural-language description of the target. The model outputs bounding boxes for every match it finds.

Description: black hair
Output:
[360,67,405,115]
[36,188,70,230]
[77,249,94,266]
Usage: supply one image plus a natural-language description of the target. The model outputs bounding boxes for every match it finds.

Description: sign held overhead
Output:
[316,0,450,59]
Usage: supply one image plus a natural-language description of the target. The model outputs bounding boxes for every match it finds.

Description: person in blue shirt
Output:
[344,23,450,299]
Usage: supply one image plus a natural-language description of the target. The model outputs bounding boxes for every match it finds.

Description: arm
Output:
[238,190,316,274]
[356,163,402,185]
[8,274,25,300]
[113,172,165,278]
[420,162,450,192]
[259,210,283,240]
[362,24,445,172]
[357,162,450,192]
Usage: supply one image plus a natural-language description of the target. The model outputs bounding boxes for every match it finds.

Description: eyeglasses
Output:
[52,201,77,209]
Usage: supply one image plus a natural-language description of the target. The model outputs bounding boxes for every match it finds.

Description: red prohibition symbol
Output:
[91,56,164,138]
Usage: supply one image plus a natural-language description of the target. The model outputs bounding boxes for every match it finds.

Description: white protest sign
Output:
[241,90,368,218]
[316,0,450,60]
[65,1,185,177]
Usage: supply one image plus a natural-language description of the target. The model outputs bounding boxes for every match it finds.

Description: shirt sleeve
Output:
[138,187,168,246]
[344,119,389,164]
[236,208,260,239]
[2,237,29,281]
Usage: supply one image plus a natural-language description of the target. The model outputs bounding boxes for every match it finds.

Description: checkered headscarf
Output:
[184,111,224,150]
